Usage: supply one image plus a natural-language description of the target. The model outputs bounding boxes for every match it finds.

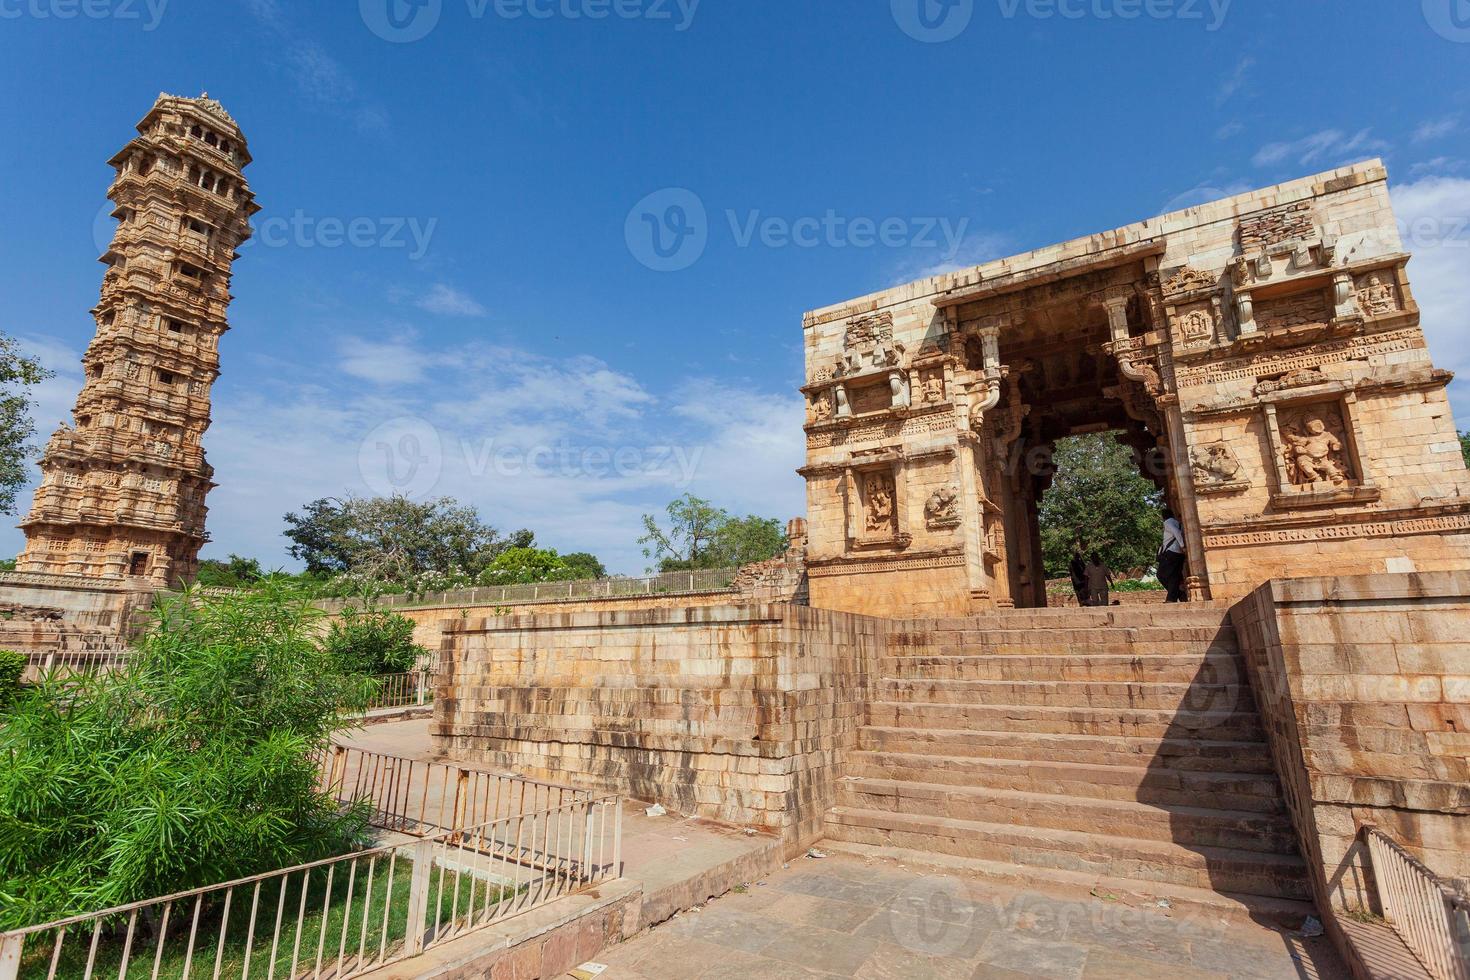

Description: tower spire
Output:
[17,94,258,586]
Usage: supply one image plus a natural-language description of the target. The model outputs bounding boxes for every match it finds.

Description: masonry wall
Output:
[1231,571,1470,916]
[432,604,885,846]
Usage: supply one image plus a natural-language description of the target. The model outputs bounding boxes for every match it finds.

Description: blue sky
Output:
[2,0,1469,574]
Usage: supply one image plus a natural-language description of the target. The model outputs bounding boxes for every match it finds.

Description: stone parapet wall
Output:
[1232,570,1470,912]
[432,604,885,844]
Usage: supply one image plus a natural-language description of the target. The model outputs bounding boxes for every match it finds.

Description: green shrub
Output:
[0,648,23,698]
[0,583,374,929]
[321,605,429,676]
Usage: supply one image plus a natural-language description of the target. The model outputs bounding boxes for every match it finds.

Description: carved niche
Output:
[1277,404,1353,488]
[1353,270,1400,317]
[1176,302,1218,345]
[919,368,946,405]
[924,487,961,529]
[1161,266,1217,297]
[809,390,833,423]
[861,470,898,536]
[1190,441,1248,494]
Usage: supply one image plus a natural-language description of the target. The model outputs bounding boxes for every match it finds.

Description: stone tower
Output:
[17,94,257,587]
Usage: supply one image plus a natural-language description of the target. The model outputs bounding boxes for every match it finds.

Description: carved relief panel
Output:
[1277,404,1353,488]
[1353,269,1401,317]
[1189,441,1248,493]
[861,470,898,535]
[919,368,946,405]
[925,487,961,529]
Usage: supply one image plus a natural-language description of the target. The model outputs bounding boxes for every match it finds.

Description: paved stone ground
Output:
[591,852,1347,980]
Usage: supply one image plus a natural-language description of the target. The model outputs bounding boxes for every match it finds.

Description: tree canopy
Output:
[639,494,787,572]
[1038,434,1164,579]
[476,546,607,586]
[0,333,52,517]
[282,495,532,584]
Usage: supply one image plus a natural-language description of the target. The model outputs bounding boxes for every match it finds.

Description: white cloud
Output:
[177,333,800,575]
[1252,129,1390,170]
[1215,121,1245,141]
[892,231,1014,285]
[1414,116,1459,144]
[416,284,487,318]
[338,335,437,385]
[1216,56,1254,107]
[1390,174,1470,423]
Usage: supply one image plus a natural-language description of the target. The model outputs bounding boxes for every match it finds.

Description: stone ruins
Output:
[801,160,1470,616]
[16,94,255,588]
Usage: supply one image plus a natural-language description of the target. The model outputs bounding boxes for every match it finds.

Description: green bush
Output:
[0,583,374,929]
[321,605,429,675]
[0,648,23,698]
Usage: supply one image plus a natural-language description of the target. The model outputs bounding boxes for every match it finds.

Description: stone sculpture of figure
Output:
[921,372,945,404]
[1358,273,1396,315]
[1191,442,1242,484]
[864,474,895,533]
[834,386,851,418]
[925,487,958,526]
[811,391,833,422]
[1284,418,1346,486]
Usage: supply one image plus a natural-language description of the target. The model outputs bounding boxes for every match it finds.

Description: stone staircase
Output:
[821,604,1314,922]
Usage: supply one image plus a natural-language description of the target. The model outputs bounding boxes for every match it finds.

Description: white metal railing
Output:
[320,745,594,838]
[22,648,132,682]
[363,671,434,712]
[0,796,621,980]
[1364,825,1470,980]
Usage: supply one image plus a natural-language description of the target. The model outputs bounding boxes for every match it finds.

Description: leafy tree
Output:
[0,649,23,701]
[283,495,531,585]
[559,552,607,580]
[0,334,53,517]
[321,605,428,675]
[1039,434,1164,579]
[640,495,787,571]
[1461,431,1470,469]
[0,584,373,928]
[195,553,265,588]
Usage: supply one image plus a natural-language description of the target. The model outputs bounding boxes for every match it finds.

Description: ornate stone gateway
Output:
[800,161,1470,615]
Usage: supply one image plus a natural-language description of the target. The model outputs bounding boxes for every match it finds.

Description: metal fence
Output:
[363,671,434,712]
[320,745,593,838]
[315,567,740,613]
[21,648,132,683]
[1364,825,1470,980]
[0,796,621,980]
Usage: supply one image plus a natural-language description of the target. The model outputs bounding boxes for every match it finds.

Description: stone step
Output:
[815,838,1317,929]
[823,807,1310,901]
[890,625,1236,647]
[868,701,1265,741]
[888,637,1238,658]
[846,751,1286,813]
[860,726,1275,773]
[899,605,1235,631]
[882,652,1247,684]
[834,778,1297,854]
[876,678,1257,714]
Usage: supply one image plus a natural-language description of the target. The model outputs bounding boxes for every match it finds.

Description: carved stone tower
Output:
[17,94,257,587]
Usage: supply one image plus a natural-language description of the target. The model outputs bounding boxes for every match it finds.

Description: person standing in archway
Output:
[1158,507,1188,603]
[1068,542,1088,607]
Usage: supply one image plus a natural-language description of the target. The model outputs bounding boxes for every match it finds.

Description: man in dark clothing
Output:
[1068,543,1087,607]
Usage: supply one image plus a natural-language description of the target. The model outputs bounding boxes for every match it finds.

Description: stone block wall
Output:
[432,604,886,845]
[1231,571,1470,914]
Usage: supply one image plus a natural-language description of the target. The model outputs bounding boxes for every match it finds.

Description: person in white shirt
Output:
[1158,507,1187,603]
